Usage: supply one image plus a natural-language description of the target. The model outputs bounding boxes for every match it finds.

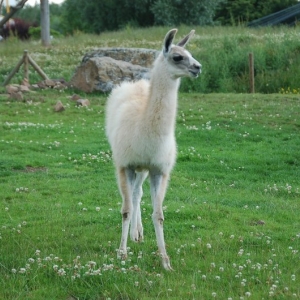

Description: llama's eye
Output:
[173,55,183,62]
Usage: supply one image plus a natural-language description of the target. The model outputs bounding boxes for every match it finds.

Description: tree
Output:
[0,0,28,33]
[151,0,224,26]
[215,0,299,25]
[40,0,50,46]
[60,0,224,35]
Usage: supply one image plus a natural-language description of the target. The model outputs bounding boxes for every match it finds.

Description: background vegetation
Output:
[8,0,299,33]
[1,26,300,93]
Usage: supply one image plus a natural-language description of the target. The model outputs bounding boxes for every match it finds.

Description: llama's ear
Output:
[163,28,177,55]
[177,30,195,48]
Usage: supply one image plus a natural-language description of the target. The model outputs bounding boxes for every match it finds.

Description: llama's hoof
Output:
[117,248,127,260]
[162,255,173,271]
[130,226,144,242]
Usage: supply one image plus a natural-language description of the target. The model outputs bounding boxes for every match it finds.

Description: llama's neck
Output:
[145,54,180,136]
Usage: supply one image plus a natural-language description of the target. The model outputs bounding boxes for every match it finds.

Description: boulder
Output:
[70,57,150,93]
[70,48,159,93]
[9,91,23,101]
[54,101,65,112]
[82,48,158,68]
[76,99,90,107]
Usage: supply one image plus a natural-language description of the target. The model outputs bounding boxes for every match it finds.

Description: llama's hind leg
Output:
[130,171,148,242]
[149,171,173,270]
[117,167,135,258]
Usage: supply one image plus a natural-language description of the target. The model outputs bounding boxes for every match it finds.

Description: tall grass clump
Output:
[180,26,300,93]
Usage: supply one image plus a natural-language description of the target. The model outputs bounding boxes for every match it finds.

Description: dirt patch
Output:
[14,165,48,173]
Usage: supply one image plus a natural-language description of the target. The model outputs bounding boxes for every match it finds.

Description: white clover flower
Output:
[58,268,66,276]
[206,243,212,249]
[245,292,251,297]
[291,274,296,281]
[96,207,100,211]
[11,268,17,274]
[238,249,244,256]
[53,265,59,271]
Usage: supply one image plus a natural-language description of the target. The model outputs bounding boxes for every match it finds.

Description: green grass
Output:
[0,88,299,299]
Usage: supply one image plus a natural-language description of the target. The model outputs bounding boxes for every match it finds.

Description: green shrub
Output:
[29,26,62,40]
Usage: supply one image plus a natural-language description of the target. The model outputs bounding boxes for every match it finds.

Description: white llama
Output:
[105,28,201,270]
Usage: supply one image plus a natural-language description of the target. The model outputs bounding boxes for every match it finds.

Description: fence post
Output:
[249,52,255,93]
[23,50,29,81]
[2,55,24,86]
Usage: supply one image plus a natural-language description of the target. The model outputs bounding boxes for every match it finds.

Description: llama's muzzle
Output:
[189,63,202,77]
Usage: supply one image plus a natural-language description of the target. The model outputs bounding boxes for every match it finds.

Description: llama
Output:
[105,28,201,270]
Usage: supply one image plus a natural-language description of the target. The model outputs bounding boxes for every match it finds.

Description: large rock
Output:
[82,48,158,68]
[70,48,158,93]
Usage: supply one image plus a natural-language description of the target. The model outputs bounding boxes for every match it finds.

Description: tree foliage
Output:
[7,0,300,35]
[215,0,299,25]
[60,0,224,34]
[151,0,224,26]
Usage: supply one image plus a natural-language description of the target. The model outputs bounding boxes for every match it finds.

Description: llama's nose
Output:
[194,63,201,70]
[194,63,202,74]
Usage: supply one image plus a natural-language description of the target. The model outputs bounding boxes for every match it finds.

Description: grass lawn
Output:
[0,89,299,299]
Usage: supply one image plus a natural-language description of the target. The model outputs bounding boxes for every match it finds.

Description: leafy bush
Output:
[29,27,62,40]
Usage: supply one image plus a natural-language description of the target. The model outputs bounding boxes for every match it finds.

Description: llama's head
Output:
[162,28,201,80]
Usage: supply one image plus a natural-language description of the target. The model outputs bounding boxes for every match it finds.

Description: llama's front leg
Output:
[117,167,135,259]
[149,171,173,270]
[130,171,148,242]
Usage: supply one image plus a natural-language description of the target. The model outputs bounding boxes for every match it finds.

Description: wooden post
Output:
[3,56,25,86]
[23,50,29,81]
[249,52,255,93]
[27,55,49,80]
